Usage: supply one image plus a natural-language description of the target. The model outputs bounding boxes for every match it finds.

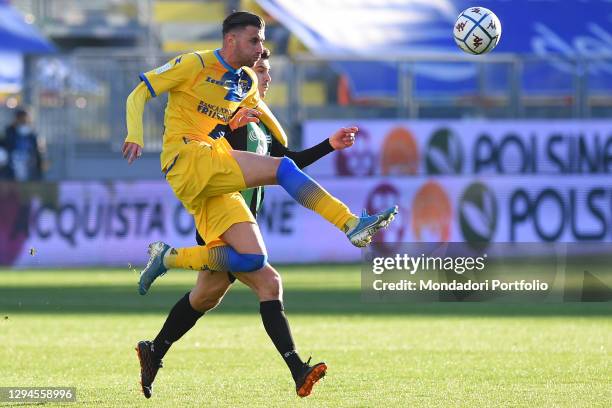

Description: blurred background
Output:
[1,0,612,267]
[0,3,610,405]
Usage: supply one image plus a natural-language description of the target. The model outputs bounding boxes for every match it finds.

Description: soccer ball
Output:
[453,7,502,55]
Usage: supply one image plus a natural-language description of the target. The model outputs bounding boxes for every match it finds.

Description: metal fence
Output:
[12,0,152,32]
[4,51,611,180]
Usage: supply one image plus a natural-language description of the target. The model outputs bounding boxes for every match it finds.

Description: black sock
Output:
[152,292,204,360]
[259,300,304,381]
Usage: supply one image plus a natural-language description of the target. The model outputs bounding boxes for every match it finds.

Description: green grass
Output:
[0,265,610,407]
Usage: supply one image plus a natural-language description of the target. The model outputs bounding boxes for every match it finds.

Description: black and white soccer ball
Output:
[453,7,502,55]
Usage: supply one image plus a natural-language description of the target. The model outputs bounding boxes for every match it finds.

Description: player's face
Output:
[16,113,29,125]
[233,26,265,68]
[254,58,271,98]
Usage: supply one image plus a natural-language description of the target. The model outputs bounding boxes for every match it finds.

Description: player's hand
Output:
[329,126,358,150]
[229,108,260,131]
[122,141,143,165]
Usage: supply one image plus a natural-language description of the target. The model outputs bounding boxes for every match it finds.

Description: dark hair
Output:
[222,11,264,36]
[260,47,271,60]
[15,109,28,119]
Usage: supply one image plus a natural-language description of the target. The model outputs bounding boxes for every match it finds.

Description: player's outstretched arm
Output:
[123,82,151,164]
[328,126,358,150]
[271,126,358,169]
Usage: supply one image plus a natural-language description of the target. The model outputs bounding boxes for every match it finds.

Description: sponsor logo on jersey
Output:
[197,101,232,122]
[205,76,228,87]
[154,62,173,74]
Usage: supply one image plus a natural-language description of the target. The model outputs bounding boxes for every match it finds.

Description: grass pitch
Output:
[0,265,610,407]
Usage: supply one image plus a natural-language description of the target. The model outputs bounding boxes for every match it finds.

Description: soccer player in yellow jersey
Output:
[125,12,397,398]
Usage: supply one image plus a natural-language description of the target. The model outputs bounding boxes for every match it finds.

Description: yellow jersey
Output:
[136,49,286,170]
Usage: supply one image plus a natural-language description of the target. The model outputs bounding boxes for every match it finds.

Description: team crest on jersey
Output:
[238,79,250,96]
[225,72,253,102]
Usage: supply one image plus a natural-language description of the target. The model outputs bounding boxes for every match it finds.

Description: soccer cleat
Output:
[295,357,327,398]
[135,340,163,399]
[138,241,171,295]
[346,206,398,248]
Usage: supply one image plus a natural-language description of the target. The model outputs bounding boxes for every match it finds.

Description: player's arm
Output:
[225,123,249,151]
[270,126,358,169]
[123,53,203,164]
[123,82,151,163]
[228,107,261,131]
[256,100,288,147]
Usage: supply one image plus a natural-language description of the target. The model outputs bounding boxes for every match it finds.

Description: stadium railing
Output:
[6,52,610,180]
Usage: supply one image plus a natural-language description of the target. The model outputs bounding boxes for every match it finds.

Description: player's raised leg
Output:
[136,269,232,398]
[228,150,398,247]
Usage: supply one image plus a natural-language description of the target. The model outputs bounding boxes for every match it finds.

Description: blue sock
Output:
[275,157,354,229]
[276,157,326,211]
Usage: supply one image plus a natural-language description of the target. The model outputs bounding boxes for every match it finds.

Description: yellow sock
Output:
[343,217,359,232]
[298,182,358,231]
[163,246,209,271]
[314,195,358,231]
[164,245,238,272]
[276,157,358,232]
